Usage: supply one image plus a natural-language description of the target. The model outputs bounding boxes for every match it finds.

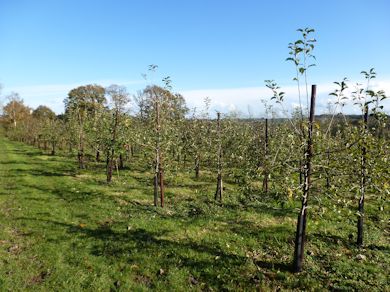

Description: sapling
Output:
[259,99,273,194]
[352,68,387,247]
[287,30,318,272]
[267,28,317,272]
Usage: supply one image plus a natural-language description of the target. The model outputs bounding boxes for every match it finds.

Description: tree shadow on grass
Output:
[15,217,259,289]
[24,197,53,203]
[309,232,352,248]
[229,219,294,241]
[310,232,390,252]
[17,182,107,203]
[0,160,43,166]
[9,148,42,157]
[5,168,76,178]
[254,260,293,272]
[223,201,297,218]
[366,244,390,252]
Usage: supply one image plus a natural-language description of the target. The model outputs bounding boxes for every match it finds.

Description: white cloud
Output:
[181,79,390,117]
[1,78,389,116]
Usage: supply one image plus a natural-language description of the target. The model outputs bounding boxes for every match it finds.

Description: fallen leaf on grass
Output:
[356,254,366,261]
[8,244,22,254]
[188,275,198,285]
[28,270,49,285]
[114,280,121,288]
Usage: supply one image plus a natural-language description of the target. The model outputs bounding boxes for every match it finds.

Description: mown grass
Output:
[0,136,389,291]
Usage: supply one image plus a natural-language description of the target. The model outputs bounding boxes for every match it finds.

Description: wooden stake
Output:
[262,118,269,194]
[357,105,368,247]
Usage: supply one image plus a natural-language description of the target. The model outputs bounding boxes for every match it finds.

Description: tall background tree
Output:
[64,84,106,169]
[105,84,130,183]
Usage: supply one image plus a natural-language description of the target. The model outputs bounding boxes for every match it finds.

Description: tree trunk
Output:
[195,154,200,179]
[131,145,134,157]
[78,127,85,169]
[215,173,223,202]
[326,148,330,189]
[78,150,85,169]
[159,164,164,208]
[96,149,100,162]
[293,85,316,273]
[107,110,119,183]
[126,145,131,160]
[119,153,124,169]
[107,151,114,183]
[214,112,223,203]
[154,173,158,207]
[51,141,56,156]
[154,92,164,207]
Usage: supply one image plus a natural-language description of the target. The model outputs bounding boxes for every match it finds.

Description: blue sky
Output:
[1,0,389,115]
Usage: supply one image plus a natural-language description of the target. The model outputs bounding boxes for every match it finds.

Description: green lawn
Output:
[0,136,388,291]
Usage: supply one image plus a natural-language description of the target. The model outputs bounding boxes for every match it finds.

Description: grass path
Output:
[0,138,126,290]
[0,136,389,291]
